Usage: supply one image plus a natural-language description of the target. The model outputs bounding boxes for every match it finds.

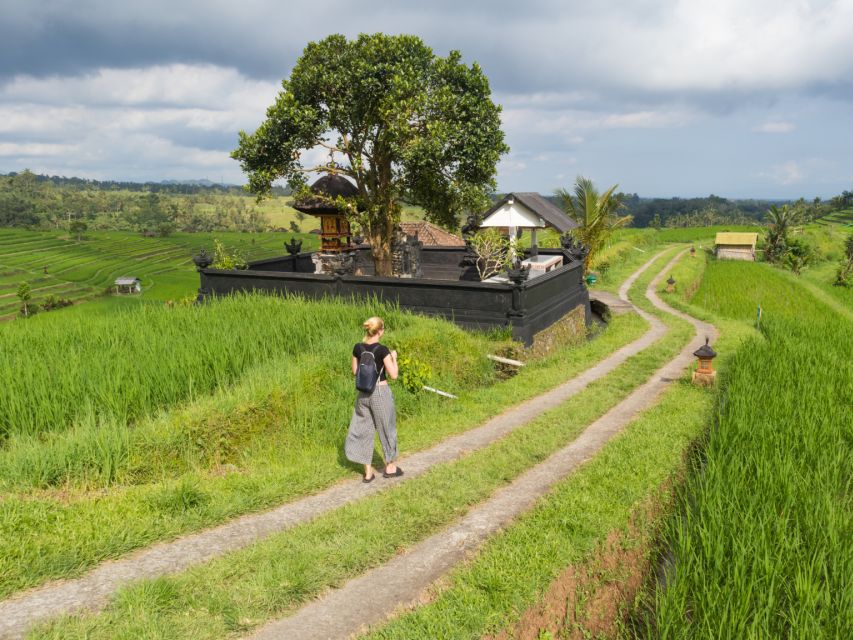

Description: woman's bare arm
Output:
[383,350,399,380]
[351,355,358,376]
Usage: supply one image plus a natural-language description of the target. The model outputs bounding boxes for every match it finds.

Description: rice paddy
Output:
[0,229,315,317]
[637,259,853,638]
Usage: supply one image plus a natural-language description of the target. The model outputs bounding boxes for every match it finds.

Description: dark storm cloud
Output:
[3,0,852,101]
[1,0,852,195]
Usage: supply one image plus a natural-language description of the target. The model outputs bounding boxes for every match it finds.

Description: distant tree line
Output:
[0,170,287,234]
[618,192,852,228]
[4,171,292,196]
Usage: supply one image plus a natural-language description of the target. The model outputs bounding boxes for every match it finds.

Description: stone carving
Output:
[461,215,480,242]
[459,215,481,275]
[311,251,356,276]
[559,234,590,264]
[391,227,423,278]
[506,258,531,285]
[192,248,213,271]
[285,237,303,256]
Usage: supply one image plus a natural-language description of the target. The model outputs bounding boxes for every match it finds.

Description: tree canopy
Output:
[232,33,508,274]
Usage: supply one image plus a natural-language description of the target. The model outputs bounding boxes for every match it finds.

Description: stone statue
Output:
[459,215,481,271]
[461,215,480,243]
[506,258,531,285]
[285,237,303,256]
[192,248,213,271]
[559,234,590,264]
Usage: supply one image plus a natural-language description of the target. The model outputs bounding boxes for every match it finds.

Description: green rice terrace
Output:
[0,229,317,318]
[0,220,850,640]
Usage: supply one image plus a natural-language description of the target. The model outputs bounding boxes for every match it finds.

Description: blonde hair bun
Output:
[363,316,385,337]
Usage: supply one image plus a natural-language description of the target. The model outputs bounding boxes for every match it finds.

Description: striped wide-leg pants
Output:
[344,384,398,465]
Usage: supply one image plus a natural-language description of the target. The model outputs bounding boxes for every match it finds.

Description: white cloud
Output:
[501,104,696,143]
[0,64,280,181]
[0,142,77,156]
[576,0,853,94]
[760,161,805,185]
[753,121,795,133]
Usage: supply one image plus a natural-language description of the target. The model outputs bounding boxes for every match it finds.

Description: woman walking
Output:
[345,316,403,483]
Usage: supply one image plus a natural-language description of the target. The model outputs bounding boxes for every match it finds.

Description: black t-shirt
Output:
[353,342,391,382]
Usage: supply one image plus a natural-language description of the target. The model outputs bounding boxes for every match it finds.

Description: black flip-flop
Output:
[382,467,404,478]
[363,474,376,483]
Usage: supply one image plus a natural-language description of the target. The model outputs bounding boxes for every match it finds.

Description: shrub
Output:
[41,294,73,311]
[397,355,432,393]
[469,229,511,280]
[211,239,248,270]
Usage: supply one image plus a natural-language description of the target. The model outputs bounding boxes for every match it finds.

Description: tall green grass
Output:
[636,258,853,638]
[691,259,827,323]
[0,313,646,599]
[642,313,852,638]
[0,293,497,486]
[0,294,415,440]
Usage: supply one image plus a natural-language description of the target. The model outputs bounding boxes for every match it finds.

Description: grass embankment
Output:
[1,297,648,598]
[30,252,695,639]
[634,255,852,638]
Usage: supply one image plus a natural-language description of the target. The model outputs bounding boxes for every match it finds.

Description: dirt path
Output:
[0,253,672,640]
[245,248,717,640]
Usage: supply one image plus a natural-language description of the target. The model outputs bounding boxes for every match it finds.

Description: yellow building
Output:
[714,232,759,261]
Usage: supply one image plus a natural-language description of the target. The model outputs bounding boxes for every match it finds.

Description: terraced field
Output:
[0,230,316,318]
[816,207,853,227]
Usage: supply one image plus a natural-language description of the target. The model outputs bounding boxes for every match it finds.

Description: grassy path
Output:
[0,257,668,639]
[242,248,714,640]
[243,247,707,639]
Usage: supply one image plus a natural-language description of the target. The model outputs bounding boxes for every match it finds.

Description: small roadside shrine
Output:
[714,232,758,261]
[114,277,141,294]
[479,192,577,276]
[292,174,359,274]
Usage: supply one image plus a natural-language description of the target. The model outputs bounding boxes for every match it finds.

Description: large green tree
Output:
[232,33,508,275]
[556,176,632,272]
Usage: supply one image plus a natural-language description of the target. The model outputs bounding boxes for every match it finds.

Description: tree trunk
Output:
[370,222,394,277]
[368,157,398,277]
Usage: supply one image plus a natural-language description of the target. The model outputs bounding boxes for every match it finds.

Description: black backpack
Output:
[355,346,385,393]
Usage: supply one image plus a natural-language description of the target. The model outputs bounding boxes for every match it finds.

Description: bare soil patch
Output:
[484,490,671,640]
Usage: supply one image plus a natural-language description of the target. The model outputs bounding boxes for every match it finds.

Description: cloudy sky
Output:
[1,0,852,198]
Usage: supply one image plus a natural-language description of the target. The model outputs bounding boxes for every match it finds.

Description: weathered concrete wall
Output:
[526,304,587,359]
[715,246,755,261]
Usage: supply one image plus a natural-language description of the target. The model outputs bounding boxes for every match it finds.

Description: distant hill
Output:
[1,171,291,196]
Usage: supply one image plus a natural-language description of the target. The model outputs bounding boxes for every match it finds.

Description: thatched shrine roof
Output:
[293,174,359,215]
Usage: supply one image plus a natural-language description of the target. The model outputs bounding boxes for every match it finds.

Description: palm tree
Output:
[764,204,796,264]
[556,176,632,272]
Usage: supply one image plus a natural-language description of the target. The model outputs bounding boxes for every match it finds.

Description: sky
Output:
[1,0,852,198]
